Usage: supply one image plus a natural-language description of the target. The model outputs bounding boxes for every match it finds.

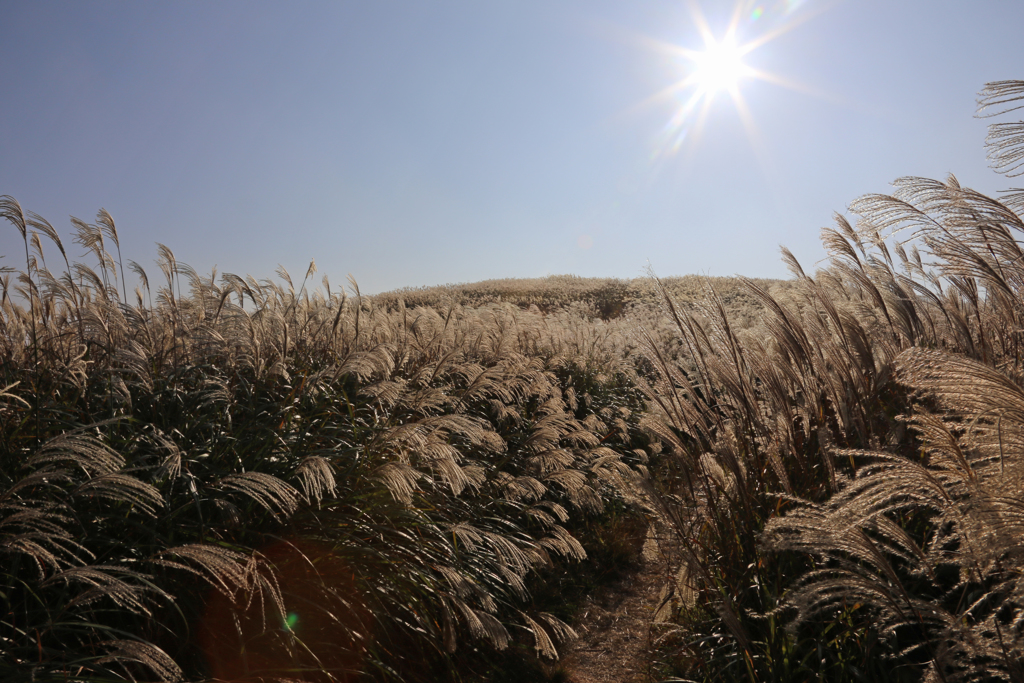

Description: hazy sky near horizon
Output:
[1,1,1022,294]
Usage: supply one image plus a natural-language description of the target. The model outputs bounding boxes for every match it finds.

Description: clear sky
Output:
[1,1,1021,294]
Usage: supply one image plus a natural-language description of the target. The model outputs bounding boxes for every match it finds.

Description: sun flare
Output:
[692,36,750,95]
[641,0,828,160]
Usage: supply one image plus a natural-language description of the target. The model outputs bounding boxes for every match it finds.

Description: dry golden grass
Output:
[373,272,793,326]
[0,77,1021,683]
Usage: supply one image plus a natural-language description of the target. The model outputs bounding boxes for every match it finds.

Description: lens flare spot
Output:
[750,6,764,21]
[577,234,594,250]
[200,540,372,682]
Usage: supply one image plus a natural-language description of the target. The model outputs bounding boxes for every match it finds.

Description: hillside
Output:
[373,273,794,326]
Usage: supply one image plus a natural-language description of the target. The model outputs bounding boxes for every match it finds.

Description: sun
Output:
[691,36,751,96]
[640,1,827,159]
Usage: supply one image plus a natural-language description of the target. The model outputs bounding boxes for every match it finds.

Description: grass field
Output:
[1,80,1023,682]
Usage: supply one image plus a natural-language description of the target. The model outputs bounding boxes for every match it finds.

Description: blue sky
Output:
[1,1,1021,294]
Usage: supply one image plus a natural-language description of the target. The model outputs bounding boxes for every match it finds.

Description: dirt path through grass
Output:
[560,529,680,683]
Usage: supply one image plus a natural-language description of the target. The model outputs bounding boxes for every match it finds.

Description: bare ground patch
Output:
[560,528,681,683]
